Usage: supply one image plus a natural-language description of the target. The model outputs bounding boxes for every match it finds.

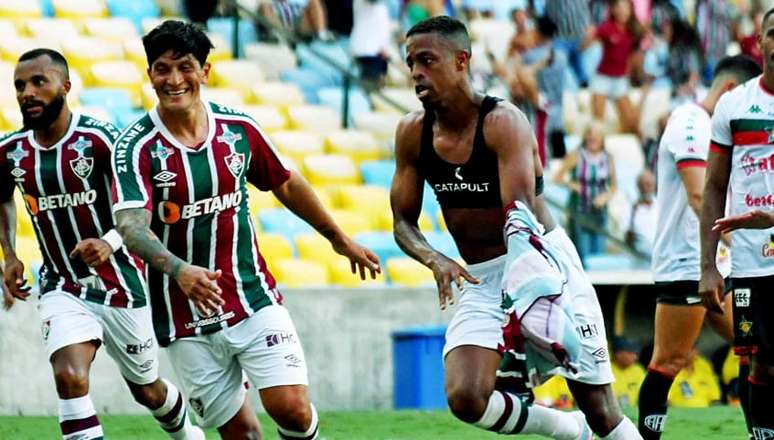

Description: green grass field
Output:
[0,406,747,439]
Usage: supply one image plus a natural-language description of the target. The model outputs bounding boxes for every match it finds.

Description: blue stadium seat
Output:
[296,40,352,86]
[79,88,133,111]
[113,108,145,129]
[40,0,54,16]
[317,87,371,126]
[423,231,460,260]
[353,231,404,264]
[106,0,159,31]
[280,67,336,104]
[360,160,395,188]
[206,18,257,58]
[258,208,313,240]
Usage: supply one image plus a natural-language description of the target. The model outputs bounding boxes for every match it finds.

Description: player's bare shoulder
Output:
[482,100,532,153]
[394,109,426,160]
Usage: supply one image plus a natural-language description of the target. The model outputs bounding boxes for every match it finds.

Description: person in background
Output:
[695,0,735,84]
[351,0,393,90]
[259,0,334,41]
[626,170,657,256]
[611,336,646,409]
[554,121,617,266]
[739,8,764,67]
[667,348,722,408]
[545,0,592,88]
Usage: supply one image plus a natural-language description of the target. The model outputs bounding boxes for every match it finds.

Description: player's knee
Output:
[128,380,166,409]
[267,397,312,432]
[446,386,487,423]
[53,365,89,397]
[649,353,690,377]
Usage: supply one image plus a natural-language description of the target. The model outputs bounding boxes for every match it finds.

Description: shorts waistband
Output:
[466,254,507,276]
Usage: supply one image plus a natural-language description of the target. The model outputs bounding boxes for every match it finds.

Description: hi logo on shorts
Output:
[735,288,751,307]
[644,414,667,433]
[753,427,774,440]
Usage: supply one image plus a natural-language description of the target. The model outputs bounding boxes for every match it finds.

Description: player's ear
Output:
[456,51,470,71]
[200,62,211,84]
[61,78,71,94]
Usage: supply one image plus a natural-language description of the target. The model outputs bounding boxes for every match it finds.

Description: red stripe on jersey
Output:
[676,159,707,169]
[710,141,732,154]
[732,131,771,145]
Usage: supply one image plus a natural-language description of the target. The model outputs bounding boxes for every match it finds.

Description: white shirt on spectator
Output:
[351,0,391,57]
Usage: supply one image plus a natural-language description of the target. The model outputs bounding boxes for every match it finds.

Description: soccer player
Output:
[640,54,761,440]
[700,8,774,439]
[391,16,639,439]
[0,49,202,440]
[111,21,380,439]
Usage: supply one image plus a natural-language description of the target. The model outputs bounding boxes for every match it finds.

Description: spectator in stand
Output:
[351,0,392,90]
[740,8,764,66]
[400,0,448,29]
[554,121,617,265]
[545,0,593,87]
[183,0,218,27]
[665,19,705,102]
[507,2,537,56]
[258,0,334,41]
[611,336,646,408]
[584,0,646,135]
[626,170,657,256]
[667,348,722,408]
[695,0,734,84]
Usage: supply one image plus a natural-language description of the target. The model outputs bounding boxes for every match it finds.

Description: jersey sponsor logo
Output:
[67,136,94,179]
[762,235,774,257]
[157,190,242,224]
[24,190,97,215]
[114,124,147,173]
[741,152,774,176]
[575,323,599,339]
[125,338,154,355]
[266,332,296,347]
[152,170,177,188]
[739,315,753,337]
[8,141,28,181]
[734,288,751,307]
[183,310,235,329]
[745,193,774,207]
[433,182,491,193]
[753,427,774,440]
[644,414,667,432]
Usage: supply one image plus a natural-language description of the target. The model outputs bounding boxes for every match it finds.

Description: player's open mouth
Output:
[165,89,189,96]
[415,85,430,98]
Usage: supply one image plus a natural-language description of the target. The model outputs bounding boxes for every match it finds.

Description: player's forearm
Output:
[115,208,186,277]
[0,199,17,259]
[699,185,726,270]
[393,218,443,267]
[272,172,345,244]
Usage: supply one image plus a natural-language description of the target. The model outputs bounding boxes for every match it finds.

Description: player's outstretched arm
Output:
[712,210,774,233]
[390,114,477,310]
[699,149,732,314]
[0,197,30,308]
[272,170,381,279]
[115,207,225,316]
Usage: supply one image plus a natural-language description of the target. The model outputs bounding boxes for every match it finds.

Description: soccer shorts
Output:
[38,289,159,385]
[443,227,614,385]
[166,305,309,428]
[655,280,731,305]
[728,276,774,363]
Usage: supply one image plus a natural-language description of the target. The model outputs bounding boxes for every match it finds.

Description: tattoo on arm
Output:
[0,199,17,258]
[115,208,186,277]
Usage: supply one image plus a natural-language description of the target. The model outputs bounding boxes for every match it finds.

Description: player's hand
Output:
[3,255,31,307]
[70,238,113,267]
[175,264,225,316]
[331,235,381,280]
[699,266,725,314]
[428,255,479,311]
[712,210,774,233]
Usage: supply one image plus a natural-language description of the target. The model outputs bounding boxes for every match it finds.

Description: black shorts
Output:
[728,276,774,363]
[655,280,730,305]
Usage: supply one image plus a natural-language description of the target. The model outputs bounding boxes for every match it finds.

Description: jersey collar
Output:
[149,100,216,152]
[26,111,80,151]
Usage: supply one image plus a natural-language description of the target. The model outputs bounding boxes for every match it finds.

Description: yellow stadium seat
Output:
[386,257,434,287]
[0,62,15,108]
[295,233,339,263]
[52,0,107,19]
[0,0,41,20]
[269,131,324,164]
[201,87,244,107]
[329,209,372,236]
[328,258,386,287]
[206,33,232,63]
[23,18,79,40]
[325,130,387,163]
[327,185,390,231]
[352,110,403,143]
[62,37,124,83]
[244,42,297,80]
[7,235,42,282]
[0,20,18,39]
[90,61,143,107]
[257,233,294,273]
[1,107,22,131]
[250,82,305,107]
[272,258,328,287]
[247,186,280,216]
[437,209,447,231]
[14,191,35,239]
[375,209,434,232]
[82,18,138,42]
[123,39,148,72]
[302,154,359,186]
[287,105,340,132]
[372,87,422,114]
[241,105,287,132]
[210,60,263,94]
[0,37,61,63]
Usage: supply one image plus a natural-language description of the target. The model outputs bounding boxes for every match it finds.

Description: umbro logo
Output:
[153,170,177,188]
[749,105,763,114]
[591,347,608,363]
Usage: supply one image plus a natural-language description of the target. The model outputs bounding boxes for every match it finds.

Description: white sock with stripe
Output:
[151,379,196,439]
[474,391,581,439]
[59,395,104,440]
[601,416,642,440]
[277,403,319,440]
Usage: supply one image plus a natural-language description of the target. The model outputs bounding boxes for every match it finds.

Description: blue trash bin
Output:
[392,325,447,409]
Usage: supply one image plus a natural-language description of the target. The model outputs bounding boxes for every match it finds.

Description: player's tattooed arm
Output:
[115,207,185,277]
[0,198,16,258]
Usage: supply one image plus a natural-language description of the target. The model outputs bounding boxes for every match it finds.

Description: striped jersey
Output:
[112,102,290,346]
[0,113,147,307]
[569,148,611,213]
[653,102,729,281]
[711,76,774,278]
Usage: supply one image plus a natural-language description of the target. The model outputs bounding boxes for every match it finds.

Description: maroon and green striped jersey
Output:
[0,113,147,307]
[112,102,289,346]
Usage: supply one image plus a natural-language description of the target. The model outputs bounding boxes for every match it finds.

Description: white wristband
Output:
[101,229,123,253]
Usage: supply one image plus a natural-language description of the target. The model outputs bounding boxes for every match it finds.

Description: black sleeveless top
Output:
[418,96,543,210]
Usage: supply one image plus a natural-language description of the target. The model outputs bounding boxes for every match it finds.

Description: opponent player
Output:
[391,16,639,439]
[700,8,774,438]
[0,49,202,440]
[112,21,380,439]
[639,55,761,440]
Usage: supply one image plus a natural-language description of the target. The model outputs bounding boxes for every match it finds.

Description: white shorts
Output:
[443,227,614,385]
[166,305,309,428]
[590,73,629,99]
[38,290,159,385]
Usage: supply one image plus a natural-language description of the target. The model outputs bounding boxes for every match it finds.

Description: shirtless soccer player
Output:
[639,55,761,440]
[0,49,202,439]
[701,8,774,439]
[112,21,380,440]
[391,16,640,440]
